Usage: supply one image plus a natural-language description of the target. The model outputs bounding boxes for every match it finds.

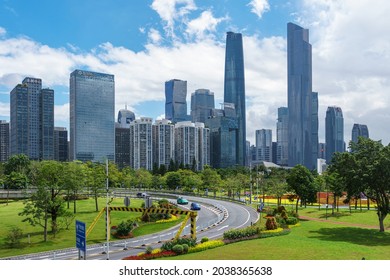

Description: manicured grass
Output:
[0,197,183,258]
[165,220,390,260]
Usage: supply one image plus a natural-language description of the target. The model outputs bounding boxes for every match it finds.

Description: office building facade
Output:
[165,79,189,123]
[276,107,288,166]
[287,22,317,170]
[191,89,215,123]
[205,103,238,169]
[255,129,272,162]
[70,70,115,162]
[0,120,10,162]
[351,124,369,144]
[325,106,344,163]
[224,31,246,167]
[54,127,68,162]
[10,77,54,160]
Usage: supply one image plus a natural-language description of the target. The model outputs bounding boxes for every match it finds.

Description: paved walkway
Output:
[299,215,390,230]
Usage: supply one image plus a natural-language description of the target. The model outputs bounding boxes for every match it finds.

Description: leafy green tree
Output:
[200,166,222,196]
[329,138,390,232]
[63,161,87,213]
[85,162,106,212]
[23,160,66,238]
[286,164,317,213]
[164,171,181,190]
[178,169,202,192]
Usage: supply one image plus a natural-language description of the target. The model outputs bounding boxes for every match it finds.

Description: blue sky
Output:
[1,0,390,146]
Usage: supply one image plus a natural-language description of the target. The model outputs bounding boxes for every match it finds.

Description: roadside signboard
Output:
[75,220,86,253]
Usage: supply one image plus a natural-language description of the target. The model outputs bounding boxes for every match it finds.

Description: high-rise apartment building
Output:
[152,119,175,168]
[276,107,288,166]
[174,121,209,171]
[224,31,246,167]
[325,106,344,163]
[130,117,153,170]
[287,23,317,170]
[54,127,68,161]
[70,70,115,162]
[311,92,319,168]
[255,129,272,162]
[10,77,54,160]
[0,120,10,162]
[190,89,215,123]
[351,124,369,144]
[115,123,130,169]
[165,79,189,123]
[205,103,238,169]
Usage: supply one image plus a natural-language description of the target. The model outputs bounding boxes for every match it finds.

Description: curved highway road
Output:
[3,195,259,260]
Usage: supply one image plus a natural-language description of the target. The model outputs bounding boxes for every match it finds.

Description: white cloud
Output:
[150,0,197,38]
[185,10,227,40]
[148,28,163,44]
[0,27,6,37]
[247,0,270,19]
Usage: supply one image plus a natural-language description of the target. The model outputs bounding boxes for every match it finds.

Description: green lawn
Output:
[166,220,390,260]
[0,197,183,258]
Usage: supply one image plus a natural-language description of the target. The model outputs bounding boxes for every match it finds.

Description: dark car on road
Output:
[190,202,201,210]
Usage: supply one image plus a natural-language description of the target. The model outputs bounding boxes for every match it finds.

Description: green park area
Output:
[0,197,184,258]
[1,196,389,260]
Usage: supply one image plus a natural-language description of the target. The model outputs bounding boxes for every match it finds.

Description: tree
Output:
[85,162,106,212]
[63,161,87,213]
[20,161,66,239]
[286,165,317,213]
[200,167,222,197]
[329,138,390,232]
[3,154,31,204]
[164,171,181,190]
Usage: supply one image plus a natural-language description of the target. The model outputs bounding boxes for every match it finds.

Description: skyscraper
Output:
[287,22,316,170]
[325,106,344,163]
[70,70,115,162]
[191,89,215,123]
[10,77,54,160]
[351,124,369,144]
[117,107,135,128]
[311,92,319,168]
[174,121,210,171]
[152,119,175,168]
[276,107,288,166]
[54,127,68,162]
[255,129,272,162]
[205,103,238,169]
[224,31,246,167]
[0,120,10,162]
[130,117,153,170]
[165,79,189,123]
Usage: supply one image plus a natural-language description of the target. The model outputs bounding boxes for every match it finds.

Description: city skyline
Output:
[1,1,390,146]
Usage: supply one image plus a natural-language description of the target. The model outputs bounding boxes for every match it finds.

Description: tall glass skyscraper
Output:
[190,89,215,123]
[325,106,344,163]
[255,129,272,162]
[287,23,317,170]
[351,124,369,144]
[70,70,115,162]
[165,79,189,123]
[276,107,288,166]
[205,103,238,169]
[224,31,246,167]
[10,77,54,160]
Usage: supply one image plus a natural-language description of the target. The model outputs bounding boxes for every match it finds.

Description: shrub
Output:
[223,226,260,240]
[161,237,197,251]
[172,244,184,254]
[260,228,291,238]
[188,240,225,253]
[182,244,189,253]
[265,217,278,230]
[285,217,299,225]
[145,246,153,254]
[6,227,24,248]
[201,237,209,243]
[116,219,134,236]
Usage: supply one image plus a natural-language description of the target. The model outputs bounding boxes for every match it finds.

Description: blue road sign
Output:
[76,220,86,252]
